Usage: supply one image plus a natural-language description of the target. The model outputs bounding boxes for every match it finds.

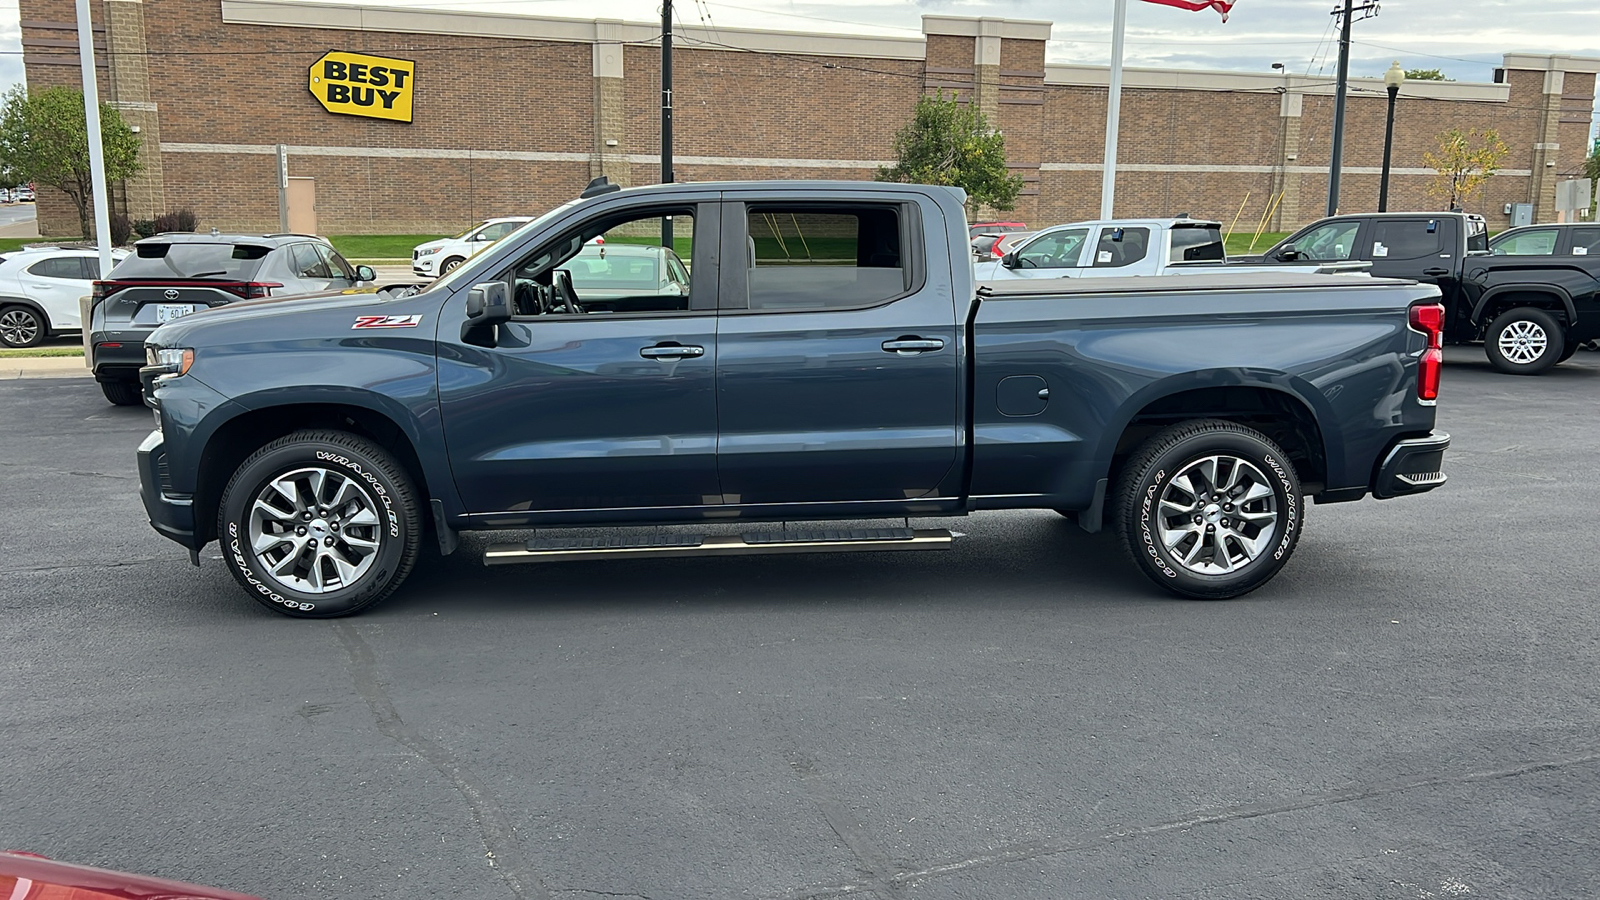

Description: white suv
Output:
[412,217,533,278]
[0,246,129,348]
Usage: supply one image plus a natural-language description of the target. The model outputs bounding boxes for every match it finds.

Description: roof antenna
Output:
[581,176,622,199]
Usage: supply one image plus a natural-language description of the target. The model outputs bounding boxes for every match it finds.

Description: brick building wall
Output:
[16,0,1600,239]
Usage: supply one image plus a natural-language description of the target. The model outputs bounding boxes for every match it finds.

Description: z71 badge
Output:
[352,314,424,329]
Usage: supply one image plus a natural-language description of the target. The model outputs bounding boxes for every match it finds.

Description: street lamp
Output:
[1378,61,1405,213]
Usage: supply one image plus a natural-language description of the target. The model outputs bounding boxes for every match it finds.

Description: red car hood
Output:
[0,851,263,900]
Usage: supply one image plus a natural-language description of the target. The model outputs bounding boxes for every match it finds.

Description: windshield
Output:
[426,200,584,292]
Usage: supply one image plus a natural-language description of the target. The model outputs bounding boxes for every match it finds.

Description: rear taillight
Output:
[1408,302,1445,404]
[92,280,128,301]
[224,282,282,300]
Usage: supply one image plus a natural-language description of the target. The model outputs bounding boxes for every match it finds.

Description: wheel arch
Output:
[193,399,432,546]
[1097,377,1334,496]
[0,295,54,332]
[1471,285,1576,330]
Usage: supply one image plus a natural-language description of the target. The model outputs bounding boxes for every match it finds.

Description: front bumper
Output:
[1372,431,1451,500]
[138,429,200,550]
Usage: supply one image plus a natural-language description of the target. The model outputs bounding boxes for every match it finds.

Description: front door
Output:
[713,195,961,506]
[1000,226,1090,280]
[437,200,722,516]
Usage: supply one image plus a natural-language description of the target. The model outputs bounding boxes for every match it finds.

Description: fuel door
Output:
[996,375,1050,417]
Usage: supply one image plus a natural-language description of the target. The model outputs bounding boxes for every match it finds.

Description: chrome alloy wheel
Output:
[1156,455,1280,576]
[0,308,40,346]
[248,467,384,594]
[1498,320,1549,365]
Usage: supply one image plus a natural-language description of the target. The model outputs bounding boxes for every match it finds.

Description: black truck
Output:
[1241,213,1600,374]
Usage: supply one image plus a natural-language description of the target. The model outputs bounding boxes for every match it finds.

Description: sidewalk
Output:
[1,355,91,379]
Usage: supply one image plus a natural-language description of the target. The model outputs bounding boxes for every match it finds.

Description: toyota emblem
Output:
[163,289,180,301]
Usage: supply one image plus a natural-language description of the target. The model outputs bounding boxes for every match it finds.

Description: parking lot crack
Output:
[786,753,902,897]
[769,749,1600,899]
[333,621,551,900]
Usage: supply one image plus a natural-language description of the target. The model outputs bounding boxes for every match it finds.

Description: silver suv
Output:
[88,233,374,405]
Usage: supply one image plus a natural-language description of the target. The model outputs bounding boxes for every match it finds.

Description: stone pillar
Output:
[1270,88,1302,232]
[104,0,164,223]
[972,21,1002,125]
[1528,66,1564,223]
[590,21,629,187]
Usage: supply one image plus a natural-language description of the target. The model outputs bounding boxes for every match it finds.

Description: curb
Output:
[0,356,92,379]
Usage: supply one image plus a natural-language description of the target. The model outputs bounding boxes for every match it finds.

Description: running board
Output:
[484,527,953,565]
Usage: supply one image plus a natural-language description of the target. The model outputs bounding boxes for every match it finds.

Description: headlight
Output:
[146,347,195,378]
[418,247,440,256]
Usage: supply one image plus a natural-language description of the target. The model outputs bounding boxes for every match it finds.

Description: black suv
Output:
[89,233,375,405]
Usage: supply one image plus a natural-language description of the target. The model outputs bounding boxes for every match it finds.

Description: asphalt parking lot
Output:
[3,349,1599,899]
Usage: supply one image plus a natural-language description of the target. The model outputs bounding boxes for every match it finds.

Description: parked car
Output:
[1246,213,1600,374]
[968,221,1027,240]
[89,233,374,405]
[17,186,36,202]
[975,217,1368,282]
[412,216,534,278]
[1,850,262,900]
[0,246,128,348]
[135,177,1449,617]
[970,231,1032,262]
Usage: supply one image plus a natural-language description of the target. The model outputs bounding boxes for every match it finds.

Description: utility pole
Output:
[1327,0,1380,217]
[75,0,112,280]
[660,0,674,248]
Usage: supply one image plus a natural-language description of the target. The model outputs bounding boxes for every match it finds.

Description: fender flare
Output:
[1471,284,1577,327]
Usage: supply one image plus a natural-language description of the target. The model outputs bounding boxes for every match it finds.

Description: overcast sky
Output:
[1,0,1596,134]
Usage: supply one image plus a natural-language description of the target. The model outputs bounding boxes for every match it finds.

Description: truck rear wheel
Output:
[1114,419,1302,600]
[217,430,421,618]
[1485,307,1564,375]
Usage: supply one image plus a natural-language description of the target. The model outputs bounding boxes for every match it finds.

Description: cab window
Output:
[1015,228,1088,269]
[1369,220,1443,261]
[1091,226,1150,269]
[742,205,907,311]
[1567,227,1600,256]
[506,207,698,316]
[1291,221,1360,261]
[1492,229,1559,256]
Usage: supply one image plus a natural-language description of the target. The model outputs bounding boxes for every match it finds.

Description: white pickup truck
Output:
[974,217,1368,282]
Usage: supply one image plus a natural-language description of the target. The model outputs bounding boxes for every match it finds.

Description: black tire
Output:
[217,430,422,618]
[0,304,47,348]
[99,380,143,406]
[1114,419,1303,600]
[1558,342,1579,363]
[1485,307,1564,375]
[440,256,465,274]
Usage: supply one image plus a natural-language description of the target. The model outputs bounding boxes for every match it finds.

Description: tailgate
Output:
[100,284,240,330]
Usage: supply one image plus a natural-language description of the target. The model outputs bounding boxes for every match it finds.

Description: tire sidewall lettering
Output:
[315,450,402,538]
[227,521,315,612]
[1139,467,1179,579]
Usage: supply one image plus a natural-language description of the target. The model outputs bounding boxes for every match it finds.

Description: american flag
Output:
[1139,0,1236,21]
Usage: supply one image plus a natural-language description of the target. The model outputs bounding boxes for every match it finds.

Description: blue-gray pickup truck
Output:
[135,178,1450,617]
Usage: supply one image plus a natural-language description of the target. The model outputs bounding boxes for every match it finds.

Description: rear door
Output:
[19,254,93,328]
[1363,217,1462,306]
[713,192,961,506]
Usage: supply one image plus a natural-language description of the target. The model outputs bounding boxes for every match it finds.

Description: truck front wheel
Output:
[1113,420,1302,600]
[217,430,422,618]
[1485,307,1564,375]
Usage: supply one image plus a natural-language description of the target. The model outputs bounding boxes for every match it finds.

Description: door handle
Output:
[1422,268,1450,277]
[640,343,705,360]
[881,338,946,354]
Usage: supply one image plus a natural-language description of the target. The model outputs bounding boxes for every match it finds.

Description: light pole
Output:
[1378,61,1405,213]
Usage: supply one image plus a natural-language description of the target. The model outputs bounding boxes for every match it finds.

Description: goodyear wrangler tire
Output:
[1114,419,1302,600]
[218,430,421,618]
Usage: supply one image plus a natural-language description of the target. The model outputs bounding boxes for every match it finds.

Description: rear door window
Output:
[289,243,328,278]
[1566,227,1600,256]
[1492,229,1560,256]
[113,242,270,280]
[1091,226,1151,269]
[741,205,910,311]
[26,257,85,279]
[1169,225,1225,262]
[1369,219,1443,261]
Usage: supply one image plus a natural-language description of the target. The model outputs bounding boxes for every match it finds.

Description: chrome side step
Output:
[484,527,953,565]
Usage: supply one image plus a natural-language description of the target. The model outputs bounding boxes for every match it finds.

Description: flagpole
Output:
[1101,0,1128,220]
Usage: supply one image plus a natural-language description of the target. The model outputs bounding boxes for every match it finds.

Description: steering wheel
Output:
[550,269,584,315]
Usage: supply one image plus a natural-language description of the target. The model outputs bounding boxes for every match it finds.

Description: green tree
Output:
[877,91,1022,214]
[1404,68,1450,81]
[0,85,142,239]
[1422,127,1509,210]
[1586,140,1599,216]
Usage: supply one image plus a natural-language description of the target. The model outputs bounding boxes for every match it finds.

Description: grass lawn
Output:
[328,234,445,261]
[1225,232,1289,256]
[0,237,81,253]
[0,346,83,358]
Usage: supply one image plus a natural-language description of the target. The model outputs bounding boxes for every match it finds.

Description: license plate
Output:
[155,303,198,323]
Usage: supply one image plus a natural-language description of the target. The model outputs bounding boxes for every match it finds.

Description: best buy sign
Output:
[309,51,415,123]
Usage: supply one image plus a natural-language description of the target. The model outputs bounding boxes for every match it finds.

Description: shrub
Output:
[172,208,197,232]
[109,212,131,247]
[131,218,156,239]
[150,209,198,234]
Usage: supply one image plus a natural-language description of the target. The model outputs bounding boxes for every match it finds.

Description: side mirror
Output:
[354,265,376,282]
[1000,250,1020,269]
[472,232,491,242]
[462,281,510,347]
[1276,243,1300,261]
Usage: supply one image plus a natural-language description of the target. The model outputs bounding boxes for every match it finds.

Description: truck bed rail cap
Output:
[976,272,1418,296]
